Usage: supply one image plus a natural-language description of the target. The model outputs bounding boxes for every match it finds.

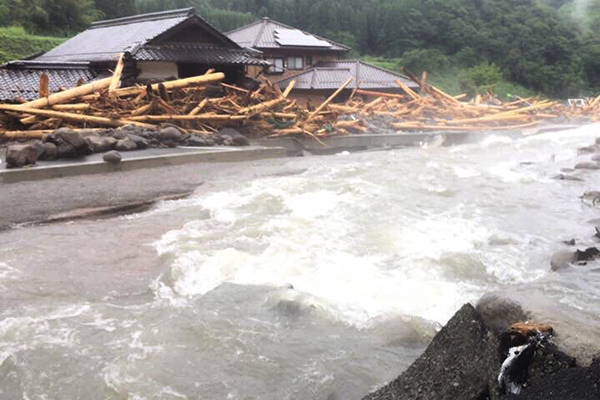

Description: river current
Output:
[1,126,600,399]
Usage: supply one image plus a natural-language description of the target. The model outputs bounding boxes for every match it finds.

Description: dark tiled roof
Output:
[277,61,419,91]
[0,62,98,101]
[227,18,350,52]
[133,44,270,66]
[34,8,239,63]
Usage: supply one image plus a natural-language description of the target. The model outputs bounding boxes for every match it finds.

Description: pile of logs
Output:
[0,61,599,145]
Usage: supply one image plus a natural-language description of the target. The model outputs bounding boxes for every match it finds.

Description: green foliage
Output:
[0,26,66,63]
[461,62,503,95]
[0,0,599,97]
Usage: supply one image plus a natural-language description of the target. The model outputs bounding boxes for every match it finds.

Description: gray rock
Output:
[187,134,212,147]
[218,128,249,146]
[103,150,122,164]
[54,128,86,149]
[56,143,76,158]
[31,140,45,158]
[41,142,57,160]
[574,162,600,170]
[79,129,100,138]
[5,144,38,168]
[114,138,137,152]
[552,174,584,182]
[582,191,600,208]
[578,145,599,154]
[87,136,113,153]
[363,304,502,400]
[476,294,529,331]
[159,127,182,142]
[592,153,600,162]
[550,251,575,271]
[127,134,149,149]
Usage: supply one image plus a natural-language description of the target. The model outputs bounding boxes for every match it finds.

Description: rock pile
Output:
[362,299,599,400]
[3,125,247,168]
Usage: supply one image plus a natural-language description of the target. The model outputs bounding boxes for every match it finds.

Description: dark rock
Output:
[31,140,45,158]
[127,134,149,149]
[54,128,86,150]
[552,174,584,182]
[87,136,116,153]
[550,251,575,271]
[218,128,249,146]
[476,294,529,332]
[42,132,58,145]
[159,127,182,142]
[525,342,577,389]
[40,142,57,160]
[582,191,600,208]
[574,162,600,170]
[187,134,213,147]
[595,227,600,239]
[114,138,137,152]
[363,304,502,400]
[577,145,599,154]
[56,143,76,159]
[5,144,38,168]
[560,168,576,173]
[112,131,128,140]
[562,239,576,246]
[574,247,600,263]
[501,357,600,400]
[102,150,122,164]
[79,129,100,138]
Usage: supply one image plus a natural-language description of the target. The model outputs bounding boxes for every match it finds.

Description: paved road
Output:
[0,157,294,230]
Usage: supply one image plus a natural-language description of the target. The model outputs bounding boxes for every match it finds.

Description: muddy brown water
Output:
[1,126,600,399]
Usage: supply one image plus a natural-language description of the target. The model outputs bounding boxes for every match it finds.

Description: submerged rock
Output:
[575,162,600,170]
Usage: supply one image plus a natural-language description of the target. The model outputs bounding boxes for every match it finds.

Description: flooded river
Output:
[1,126,600,399]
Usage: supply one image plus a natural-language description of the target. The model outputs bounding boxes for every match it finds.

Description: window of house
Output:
[266,58,284,74]
[286,56,304,70]
[306,55,313,66]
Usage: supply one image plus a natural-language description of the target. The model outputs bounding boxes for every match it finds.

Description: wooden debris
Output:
[0,68,597,145]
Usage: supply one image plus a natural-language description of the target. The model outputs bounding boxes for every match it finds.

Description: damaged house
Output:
[0,8,268,102]
[227,17,419,105]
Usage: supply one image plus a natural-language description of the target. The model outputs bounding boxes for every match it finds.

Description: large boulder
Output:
[87,136,116,153]
[158,126,183,142]
[217,128,249,146]
[40,142,58,160]
[114,138,137,152]
[127,134,149,149]
[476,294,529,331]
[363,304,502,400]
[5,144,39,168]
[54,128,93,155]
[550,251,575,271]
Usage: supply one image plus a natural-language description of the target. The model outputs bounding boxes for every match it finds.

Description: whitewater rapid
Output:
[1,125,600,399]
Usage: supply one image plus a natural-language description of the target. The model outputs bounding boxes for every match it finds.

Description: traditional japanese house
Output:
[226,17,351,82]
[0,8,268,102]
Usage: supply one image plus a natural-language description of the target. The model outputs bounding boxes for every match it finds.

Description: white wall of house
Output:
[138,62,179,80]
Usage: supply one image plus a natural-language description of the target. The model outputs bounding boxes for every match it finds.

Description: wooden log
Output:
[108,53,125,92]
[221,82,250,94]
[127,114,247,122]
[328,104,360,113]
[0,128,105,139]
[39,73,49,98]
[392,121,540,131]
[306,78,352,122]
[395,80,420,101]
[355,89,405,99]
[188,99,208,116]
[239,98,286,115]
[445,101,554,125]
[262,112,297,119]
[131,103,152,117]
[52,104,91,111]
[110,72,225,98]
[20,77,112,109]
[282,80,296,98]
[0,104,155,129]
[334,120,362,129]
[510,323,553,336]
